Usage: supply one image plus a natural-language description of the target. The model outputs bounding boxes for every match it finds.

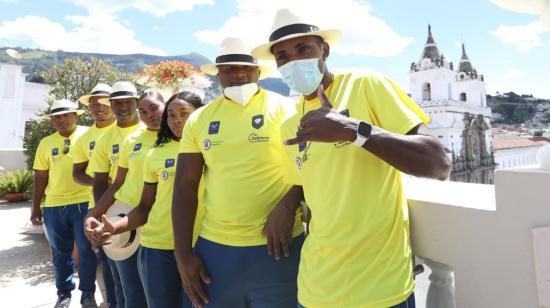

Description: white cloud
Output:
[193,0,414,57]
[0,0,215,55]
[489,0,547,14]
[71,0,214,18]
[489,0,550,51]
[504,67,524,79]
[490,21,546,52]
[0,15,166,55]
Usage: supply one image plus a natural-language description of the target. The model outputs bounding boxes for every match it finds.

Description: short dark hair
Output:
[138,90,165,105]
[154,91,203,147]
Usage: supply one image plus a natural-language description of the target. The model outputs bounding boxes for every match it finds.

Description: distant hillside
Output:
[0,47,290,96]
[488,92,550,124]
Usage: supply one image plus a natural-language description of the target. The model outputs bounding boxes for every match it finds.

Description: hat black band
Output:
[91,90,110,96]
[122,229,137,248]
[110,91,136,98]
[116,213,137,248]
[50,107,76,114]
[216,54,257,65]
[269,23,320,42]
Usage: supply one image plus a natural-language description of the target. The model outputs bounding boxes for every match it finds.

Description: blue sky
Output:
[1,0,549,98]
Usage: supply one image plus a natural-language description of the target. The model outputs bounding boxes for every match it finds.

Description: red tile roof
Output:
[492,137,550,150]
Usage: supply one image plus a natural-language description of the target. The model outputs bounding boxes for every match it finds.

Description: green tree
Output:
[23,57,131,169]
[511,105,535,123]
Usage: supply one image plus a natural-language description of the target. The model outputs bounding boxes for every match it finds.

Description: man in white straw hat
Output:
[72,83,118,308]
[31,99,99,308]
[85,81,146,308]
[252,8,451,308]
[173,37,305,308]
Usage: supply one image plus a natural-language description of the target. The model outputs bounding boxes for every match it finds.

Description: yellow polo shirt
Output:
[180,88,304,246]
[114,128,158,207]
[33,126,90,207]
[71,122,116,208]
[280,72,429,308]
[141,140,204,250]
[90,123,141,183]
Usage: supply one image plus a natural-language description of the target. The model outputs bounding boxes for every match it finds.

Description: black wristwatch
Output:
[352,121,372,146]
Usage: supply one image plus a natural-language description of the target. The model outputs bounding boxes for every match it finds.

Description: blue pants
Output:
[138,246,192,308]
[297,293,416,308]
[96,247,120,308]
[194,234,304,308]
[114,250,147,308]
[392,293,416,308]
[43,202,97,302]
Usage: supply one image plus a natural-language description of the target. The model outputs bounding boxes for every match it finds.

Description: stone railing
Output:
[404,167,550,307]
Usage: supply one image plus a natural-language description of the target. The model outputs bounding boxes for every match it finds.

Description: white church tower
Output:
[410,25,495,184]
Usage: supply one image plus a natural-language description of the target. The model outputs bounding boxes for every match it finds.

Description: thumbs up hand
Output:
[284,84,360,145]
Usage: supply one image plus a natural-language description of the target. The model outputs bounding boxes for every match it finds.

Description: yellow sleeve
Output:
[118,138,132,169]
[71,133,89,164]
[90,136,111,173]
[179,113,201,153]
[143,149,158,184]
[33,139,50,171]
[364,74,430,135]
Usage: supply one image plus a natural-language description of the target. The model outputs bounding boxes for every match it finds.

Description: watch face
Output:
[358,121,372,138]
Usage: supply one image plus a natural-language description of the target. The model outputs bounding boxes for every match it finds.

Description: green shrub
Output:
[0,170,34,197]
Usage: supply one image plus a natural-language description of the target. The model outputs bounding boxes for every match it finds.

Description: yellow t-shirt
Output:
[280,72,429,308]
[71,122,116,208]
[114,128,158,207]
[180,88,304,246]
[141,140,204,250]
[33,126,91,207]
[90,123,141,183]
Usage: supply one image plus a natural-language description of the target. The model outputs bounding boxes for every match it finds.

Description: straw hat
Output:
[251,8,342,60]
[201,37,272,80]
[42,99,84,119]
[103,202,141,261]
[98,81,139,105]
[79,83,112,106]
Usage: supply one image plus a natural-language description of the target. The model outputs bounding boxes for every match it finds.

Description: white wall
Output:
[0,149,26,171]
[410,68,455,102]
[0,63,25,149]
[0,63,50,149]
[22,82,50,120]
[494,146,542,169]
[453,79,487,107]
[405,167,550,307]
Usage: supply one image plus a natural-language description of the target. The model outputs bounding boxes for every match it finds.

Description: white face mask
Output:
[279,57,324,95]
[223,83,259,106]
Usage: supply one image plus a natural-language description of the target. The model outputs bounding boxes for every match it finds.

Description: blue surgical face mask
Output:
[278,57,324,96]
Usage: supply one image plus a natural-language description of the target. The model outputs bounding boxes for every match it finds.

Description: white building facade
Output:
[0,62,50,149]
[410,26,496,184]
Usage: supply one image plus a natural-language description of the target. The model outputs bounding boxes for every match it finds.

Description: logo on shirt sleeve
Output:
[52,148,59,156]
[133,143,142,152]
[252,115,264,129]
[165,158,175,168]
[161,170,169,180]
[89,141,96,150]
[112,144,119,154]
[339,109,350,117]
[208,121,220,135]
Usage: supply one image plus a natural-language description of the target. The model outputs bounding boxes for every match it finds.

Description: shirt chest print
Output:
[110,144,119,162]
[130,143,142,159]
